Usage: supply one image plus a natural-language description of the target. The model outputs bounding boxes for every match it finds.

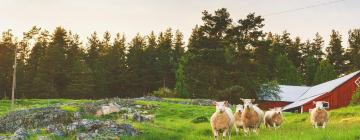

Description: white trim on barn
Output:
[283,70,360,111]
[355,77,360,87]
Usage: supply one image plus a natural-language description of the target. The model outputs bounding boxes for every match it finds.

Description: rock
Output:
[95,103,121,116]
[191,99,214,106]
[80,119,103,131]
[52,129,65,137]
[11,128,28,140]
[32,128,41,134]
[37,136,51,140]
[0,136,10,140]
[74,112,82,120]
[76,133,100,140]
[135,96,163,102]
[0,107,74,133]
[132,113,154,122]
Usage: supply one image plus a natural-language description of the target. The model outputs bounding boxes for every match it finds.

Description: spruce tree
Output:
[314,60,337,84]
[346,29,360,71]
[326,30,345,75]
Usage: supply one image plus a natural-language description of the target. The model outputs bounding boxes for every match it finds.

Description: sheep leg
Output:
[222,129,228,140]
[314,123,318,129]
[243,127,249,136]
[254,128,259,135]
[213,129,219,140]
[273,123,277,129]
[235,126,239,135]
[322,122,326,129]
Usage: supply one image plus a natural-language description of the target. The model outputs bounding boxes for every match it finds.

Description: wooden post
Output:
[11,45,17,109]
[300,106,304,114]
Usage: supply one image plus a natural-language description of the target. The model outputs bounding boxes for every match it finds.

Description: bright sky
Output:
[0,0,359,47]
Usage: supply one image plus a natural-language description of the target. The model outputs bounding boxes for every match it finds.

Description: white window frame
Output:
[355,77,360,87]
[322,101,330,109]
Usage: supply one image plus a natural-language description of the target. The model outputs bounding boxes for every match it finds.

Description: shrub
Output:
[150,87,177,98]
[351,88,360,105]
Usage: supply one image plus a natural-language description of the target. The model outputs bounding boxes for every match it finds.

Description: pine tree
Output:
[126,34,148,97]
[40,27,68,97]
[173,30,185,68]
[311,33,325,61]
[346,29,360,71]
[314,60,337,84]
[65,33,95,98]
[326,30,345,75]
[85,32,107,98]
[288,37,302,68]
[157,29,175,88]
[26,30,50,98]
[105,33,127,97]
[303,56,318,85]
[0,30,16,99]
[275,55,302,85]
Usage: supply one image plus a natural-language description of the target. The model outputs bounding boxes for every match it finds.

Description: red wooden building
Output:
[260,70,360,113]
[258,85,309,110]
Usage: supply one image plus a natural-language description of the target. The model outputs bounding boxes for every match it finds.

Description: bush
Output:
[150,87,177,98]
[351,88,360,105]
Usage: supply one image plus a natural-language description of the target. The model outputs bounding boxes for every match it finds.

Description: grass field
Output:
[1,99,360,140]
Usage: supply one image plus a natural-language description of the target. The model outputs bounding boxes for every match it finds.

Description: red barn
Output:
[258,85,310,110]
[259,70,360,113]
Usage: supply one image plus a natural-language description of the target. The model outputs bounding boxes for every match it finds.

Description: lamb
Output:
[264,107,283,129]
[310,101,329,128]
[210,101,235,140]
[240,98,264,134]
[233,104,243,135]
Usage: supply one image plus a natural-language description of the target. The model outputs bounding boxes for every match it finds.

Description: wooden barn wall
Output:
[302,74,360,112]
[258,101,291,110]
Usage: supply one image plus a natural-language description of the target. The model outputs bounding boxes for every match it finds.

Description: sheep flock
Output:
[210,99,328,140]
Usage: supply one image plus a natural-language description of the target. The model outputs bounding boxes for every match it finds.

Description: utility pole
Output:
[11,45,17,109]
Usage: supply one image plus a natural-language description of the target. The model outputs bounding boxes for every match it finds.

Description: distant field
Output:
[0,99,360,140]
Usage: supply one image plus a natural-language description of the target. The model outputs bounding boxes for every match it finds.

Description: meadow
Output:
[0,99,360,140]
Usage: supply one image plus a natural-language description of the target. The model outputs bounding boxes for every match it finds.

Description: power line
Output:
[264,0,346,16]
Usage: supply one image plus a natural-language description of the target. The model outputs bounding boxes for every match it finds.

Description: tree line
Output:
[0,8,359,101]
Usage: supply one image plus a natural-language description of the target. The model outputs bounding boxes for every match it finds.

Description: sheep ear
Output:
[224,101,229,107]
[240,98,244,102]
[212,101,217,106]
[251,99,255,103]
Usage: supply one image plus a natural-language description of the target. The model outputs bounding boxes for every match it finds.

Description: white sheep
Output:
[310,101,328,128]
[240,98,263,135]
[233,104,243,135]
[210,101,234,140]
[264,107,283,129]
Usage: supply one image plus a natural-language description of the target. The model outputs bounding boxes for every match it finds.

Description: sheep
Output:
[310,101,329,129]
[233,104,243,135]
[264,107,283,129]
[210,101,234,140]
[240,98,264,134]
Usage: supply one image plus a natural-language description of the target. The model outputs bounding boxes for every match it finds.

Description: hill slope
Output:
[0,99,359,140]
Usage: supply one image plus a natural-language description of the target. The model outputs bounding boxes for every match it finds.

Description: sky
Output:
[0,0,359,47]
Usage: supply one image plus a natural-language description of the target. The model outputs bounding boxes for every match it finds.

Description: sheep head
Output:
[240,98,255,110]
[235,104,244,113]
[313,101,326,110]
[213,101,229,113]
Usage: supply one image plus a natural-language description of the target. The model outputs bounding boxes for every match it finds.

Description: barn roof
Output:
[283,70,360,110]
[261,85,310,102]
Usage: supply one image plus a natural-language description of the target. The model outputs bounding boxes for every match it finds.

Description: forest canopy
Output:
[0,8,359,102]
